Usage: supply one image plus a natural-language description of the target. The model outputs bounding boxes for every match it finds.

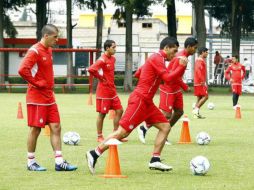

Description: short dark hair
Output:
[41,24,58,37]
[198,47,208,55]
[232,55,239,60]
[184,37,198,48]
[244,58,247,61]
[104,40,115,51]
[160,37,179,50]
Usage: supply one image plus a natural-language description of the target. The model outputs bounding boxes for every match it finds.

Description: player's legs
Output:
[232,92,239,107]
[149,122,173,171]
[47,104,77,171]
[196,95,209,108]
[96,113,106,142]
[26,105,46,171]
[169,108,183,127]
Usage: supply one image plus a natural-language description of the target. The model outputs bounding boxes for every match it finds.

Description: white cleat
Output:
[165,140,172,145]
[137,126,146,144]
[86,151,96,175]
[149,161,173,172]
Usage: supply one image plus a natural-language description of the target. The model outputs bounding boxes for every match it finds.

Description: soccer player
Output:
[193,47,209,119]
[18,24,77,171]
[225,55,246,108]
[86,37,188,174]
[138,37,198,144]
[88,40,126,143]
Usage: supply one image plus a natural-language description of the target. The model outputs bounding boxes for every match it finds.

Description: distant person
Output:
[137,37,198,144]
[18,24,77,171]
[223,55,232,85]
[213,51,223,82]
[86,37,188,174]
[243,58,252,80]
[193,47,208,119]
[225,55,246,108]
[88,40,127,143]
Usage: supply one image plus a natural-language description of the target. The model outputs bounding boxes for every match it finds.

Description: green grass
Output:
[0,92,254,190]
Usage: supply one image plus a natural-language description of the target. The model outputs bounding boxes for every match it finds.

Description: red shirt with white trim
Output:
[225,62,246,84]
[88,53,117,98]
[194,57,207,86]
[159,49,189,93]
[134,50,186,102]
[18,42,55,105]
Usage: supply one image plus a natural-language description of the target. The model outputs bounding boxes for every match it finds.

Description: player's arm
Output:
[159,58,187,82]
[179,79,189,91]
[241,65,246,80]
[88,59,106,81]
[18,50,47,88]
[225,66,232,81]
[134,66,143,79]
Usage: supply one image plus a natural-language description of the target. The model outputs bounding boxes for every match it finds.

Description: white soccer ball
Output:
[196,131,211,145]
[63,131,80,145]
[190,156,210,176]
[207,102,215,110]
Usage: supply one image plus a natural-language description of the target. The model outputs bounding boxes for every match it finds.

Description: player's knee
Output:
[31,127,41,136]
[176,110,184,117]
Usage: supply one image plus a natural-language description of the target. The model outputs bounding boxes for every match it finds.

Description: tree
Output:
[165,0,177,38]
[0,0,27,85]
[35,0,49,40]
[206,0,254,57]
[113,0,154,92]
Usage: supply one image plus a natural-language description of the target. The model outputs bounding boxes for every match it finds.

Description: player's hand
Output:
[179,57,188,66]
[36,80,48,89]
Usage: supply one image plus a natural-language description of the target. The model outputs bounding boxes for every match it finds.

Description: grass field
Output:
[1,92,254,190]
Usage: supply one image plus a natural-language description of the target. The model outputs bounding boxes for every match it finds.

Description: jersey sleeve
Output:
[241,65,246,80]
[225,66,232,81]
[88,58,106,81]
[134,66,142,79]
[18,50,47,88]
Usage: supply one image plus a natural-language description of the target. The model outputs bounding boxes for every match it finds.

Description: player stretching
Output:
[86,37,188,174]
[138,37,198,144]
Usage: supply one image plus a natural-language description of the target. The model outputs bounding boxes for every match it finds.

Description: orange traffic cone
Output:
[44,125,50,136]
[178,115,192,144]
[100,139,127,178]
[17,102,24,119]
[235,105,241,119]
[87,93,93,105]
[109,110,116,120]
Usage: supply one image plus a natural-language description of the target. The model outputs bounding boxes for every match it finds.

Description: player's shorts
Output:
[159,90,183,113]
[119,92,168,132]
[27,103,60,128]
[232,84,242,95]
[96,96,122,114]
[194,85,208,96]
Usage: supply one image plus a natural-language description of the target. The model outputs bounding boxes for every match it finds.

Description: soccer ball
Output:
[207,102,215,110]
[63,131,80,145]
[196,131,211,145]
[190,156,210,176]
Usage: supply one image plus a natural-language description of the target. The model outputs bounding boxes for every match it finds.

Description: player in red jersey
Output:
[86,37,188,174]
[192,47,209,119]
[225,55,246,108]
[88,40,127,143]
[18,24,77,171]
[138,37,198,144]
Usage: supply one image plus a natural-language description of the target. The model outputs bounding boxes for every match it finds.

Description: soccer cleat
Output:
[55,160,77,171]
[137,125,146,144]
[165,139,172,145]
[86,150,98,175]
[193,113,206,119]
[149,161,173,172]
[27,162,47,171]
[97,136,104,143]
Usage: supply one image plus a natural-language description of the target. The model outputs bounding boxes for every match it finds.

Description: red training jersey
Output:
[194,57,207,86]
[88,53,117,99]
[134,50,186,102]
[225,62,246,85]
[159,49,189,93]
[18,42,55,105]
